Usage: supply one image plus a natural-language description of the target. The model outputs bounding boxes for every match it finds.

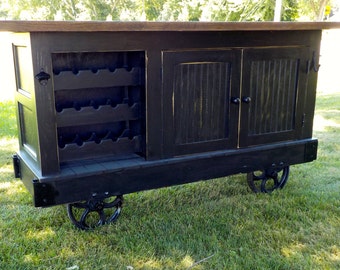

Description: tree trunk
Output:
[274,0,282,21]
[317,0,328,21]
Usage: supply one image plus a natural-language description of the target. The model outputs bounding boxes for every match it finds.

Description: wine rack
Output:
[52,51,145,163]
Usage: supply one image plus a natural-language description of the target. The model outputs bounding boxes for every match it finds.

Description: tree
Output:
[299,0,331,21]
[206,0,298,22]
[0,0,319,21]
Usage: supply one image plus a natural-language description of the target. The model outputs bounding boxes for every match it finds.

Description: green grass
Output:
[0,93,339,270]
[0,101,17,138]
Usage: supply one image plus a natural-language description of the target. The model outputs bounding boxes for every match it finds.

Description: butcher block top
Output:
[0,20,340,32]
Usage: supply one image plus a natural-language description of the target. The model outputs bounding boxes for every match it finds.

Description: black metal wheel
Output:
[67,195,123,230]
[247,166,290,193]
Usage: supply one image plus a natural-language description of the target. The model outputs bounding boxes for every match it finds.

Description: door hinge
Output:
[306,51,320,74]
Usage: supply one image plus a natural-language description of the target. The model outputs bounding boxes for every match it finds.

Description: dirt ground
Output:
[1,28,339,101]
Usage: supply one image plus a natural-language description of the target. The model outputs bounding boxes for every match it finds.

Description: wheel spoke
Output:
[272,174,279,187]
[108,206,122,223]
[103,196,122,209]
[79,208,91,228]
[97,210,107,226]
[247,170,266,193]
[253,171,266,180]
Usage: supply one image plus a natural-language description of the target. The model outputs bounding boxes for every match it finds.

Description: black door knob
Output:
[231,97,241,105]
[242,96,251,103]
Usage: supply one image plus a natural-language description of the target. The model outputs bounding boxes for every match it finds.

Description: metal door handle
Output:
[231,97,241,105]
[242,96,251,103]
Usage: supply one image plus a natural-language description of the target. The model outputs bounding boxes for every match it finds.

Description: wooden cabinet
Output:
[2,21,331,227]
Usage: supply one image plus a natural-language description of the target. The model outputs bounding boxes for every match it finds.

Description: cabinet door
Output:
[162,50,241,157]
[239,47,308,147]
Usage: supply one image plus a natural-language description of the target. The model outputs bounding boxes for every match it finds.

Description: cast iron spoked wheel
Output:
[247,166,290,193]
[67,195,123,230]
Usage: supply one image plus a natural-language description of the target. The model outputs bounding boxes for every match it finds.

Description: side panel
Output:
[12,34,39,168]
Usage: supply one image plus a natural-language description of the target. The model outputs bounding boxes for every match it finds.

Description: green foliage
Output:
[299,0,331,21]
[144,0,167,20]
[0,93,339,269]
[282,0,299,21]
[0,0,303,21]
[0,101,17,138]
[210,0,280,21]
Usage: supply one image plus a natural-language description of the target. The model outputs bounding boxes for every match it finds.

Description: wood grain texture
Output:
[1,21,340,32]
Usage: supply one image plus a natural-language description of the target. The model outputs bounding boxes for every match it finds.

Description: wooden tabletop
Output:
[1,21,340,32]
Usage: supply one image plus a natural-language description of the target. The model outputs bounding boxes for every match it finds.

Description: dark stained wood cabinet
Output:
[2,21,337,228]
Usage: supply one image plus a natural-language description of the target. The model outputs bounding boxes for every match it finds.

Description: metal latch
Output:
[12,154,21,178]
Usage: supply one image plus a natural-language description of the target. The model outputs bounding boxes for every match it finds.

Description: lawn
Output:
[0,93,339,270]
